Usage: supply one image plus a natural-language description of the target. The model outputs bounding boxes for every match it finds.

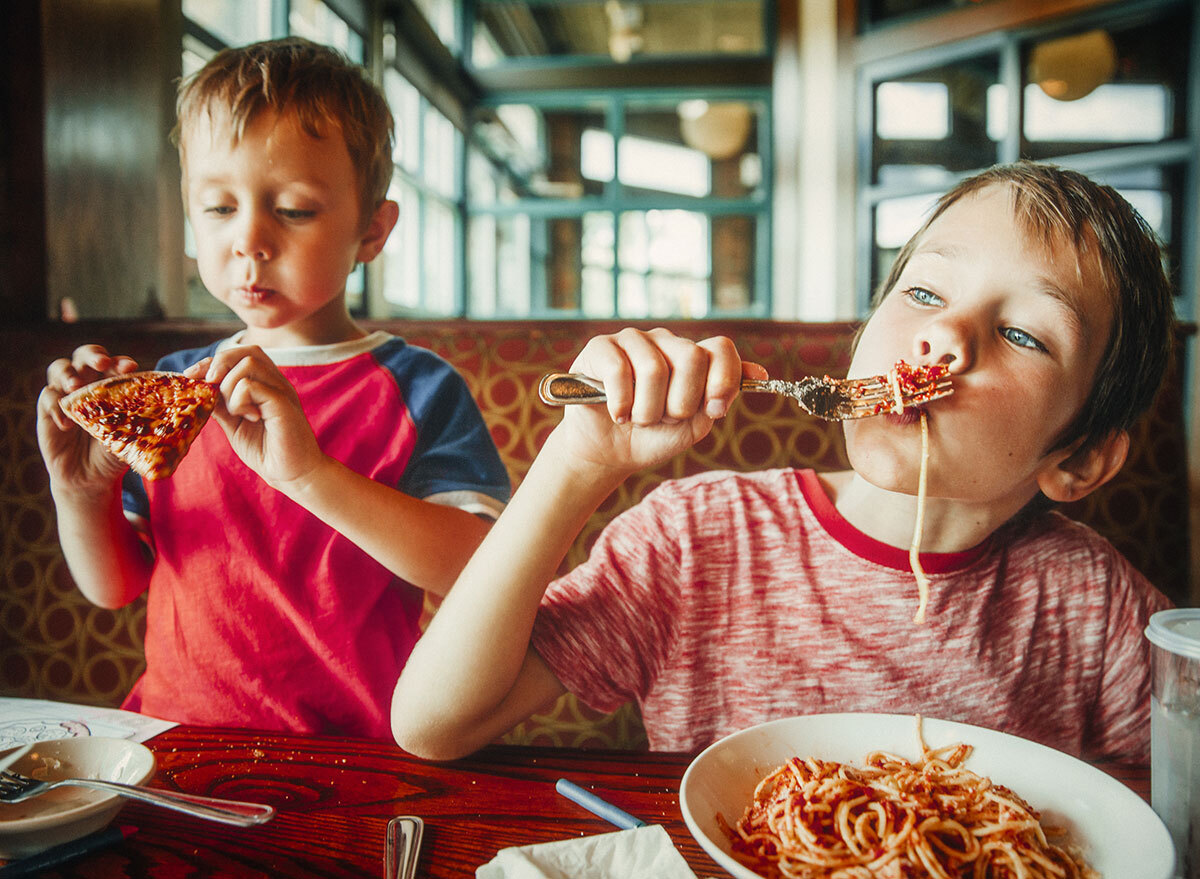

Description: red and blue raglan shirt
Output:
[120,332,510,737]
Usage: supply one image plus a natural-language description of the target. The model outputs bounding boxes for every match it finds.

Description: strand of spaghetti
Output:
[910,409,931,623]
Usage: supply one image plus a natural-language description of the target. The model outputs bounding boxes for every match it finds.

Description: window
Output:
[464,94,770,318]
[180,0,369,318]
[379,69,463,316]
[858,0,1193,311]
[452,0,774,319]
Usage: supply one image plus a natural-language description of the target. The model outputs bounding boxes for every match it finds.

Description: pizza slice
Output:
[59,370,219,480]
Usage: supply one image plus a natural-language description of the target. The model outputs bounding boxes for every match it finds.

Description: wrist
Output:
[50,475,123,510]
[533,427,632,501]
[270,453,340,504]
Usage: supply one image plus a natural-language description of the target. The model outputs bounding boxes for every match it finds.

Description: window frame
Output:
[463,85,773,320]
[854,0,1197,316]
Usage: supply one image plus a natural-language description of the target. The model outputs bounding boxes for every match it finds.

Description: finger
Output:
[110,356,140,375]
[611,328,672,426]
[47,348,108,393]
[742,360,768,381]
[45,357,78,390]
[202,344,269,384]
[648,328,710,423]
[572,334,637,424]
[695,335,746,419]
[184,357,213,380]
[37,385,74,432]
[217,359,272,423]
[69,344,116,374]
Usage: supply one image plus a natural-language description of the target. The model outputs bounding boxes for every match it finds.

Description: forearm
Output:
[279,457,494,596]
[51,482,151,608]
[392,429,625,755]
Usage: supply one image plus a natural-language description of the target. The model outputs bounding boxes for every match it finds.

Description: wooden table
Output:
[10,726,1151,878]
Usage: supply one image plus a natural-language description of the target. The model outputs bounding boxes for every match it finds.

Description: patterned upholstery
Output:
[1,320,1191,751]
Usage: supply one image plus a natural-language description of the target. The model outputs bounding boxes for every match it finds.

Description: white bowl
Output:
[680,713,1173,879]
[0,737,155,859]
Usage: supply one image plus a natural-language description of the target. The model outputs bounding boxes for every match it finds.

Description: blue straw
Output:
[555,778,646,829]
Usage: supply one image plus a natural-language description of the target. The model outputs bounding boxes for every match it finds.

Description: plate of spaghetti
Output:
[679,713,1171,879]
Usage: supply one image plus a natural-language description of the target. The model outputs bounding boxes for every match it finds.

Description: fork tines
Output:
[847,377,953,417]
[0,769,38,795]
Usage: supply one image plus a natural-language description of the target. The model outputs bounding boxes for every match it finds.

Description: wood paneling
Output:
[0,0,47,322]
[40,0,180,320]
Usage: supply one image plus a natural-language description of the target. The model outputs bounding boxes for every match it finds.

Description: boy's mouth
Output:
[884,407,926,427]
[233,284,275,305]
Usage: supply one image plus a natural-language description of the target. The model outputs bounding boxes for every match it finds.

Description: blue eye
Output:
[203,205,234,216]
[1001,326,1047,352]
[903,287,944,307]
[278,208,316,221]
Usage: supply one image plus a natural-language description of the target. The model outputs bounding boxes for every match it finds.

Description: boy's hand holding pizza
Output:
[186,345,325,493]
[37,345,144,494]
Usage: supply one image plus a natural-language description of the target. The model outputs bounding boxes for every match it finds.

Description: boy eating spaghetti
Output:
[392,161,1174,763]
[36,38,509,737]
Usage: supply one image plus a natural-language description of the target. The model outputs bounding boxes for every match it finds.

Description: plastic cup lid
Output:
[1145,608,1200,659]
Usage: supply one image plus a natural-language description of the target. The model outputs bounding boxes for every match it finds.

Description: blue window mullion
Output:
[273,0,290,38]
[608,97,626,319]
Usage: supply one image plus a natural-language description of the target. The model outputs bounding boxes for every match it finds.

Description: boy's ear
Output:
[355,199,400,264]
[1036,429,1130,503]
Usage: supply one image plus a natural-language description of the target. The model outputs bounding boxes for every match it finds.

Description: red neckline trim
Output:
[796,470,989,574]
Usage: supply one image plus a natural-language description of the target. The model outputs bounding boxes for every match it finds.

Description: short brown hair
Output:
[173,37,394,221]
[873,160,1175,453]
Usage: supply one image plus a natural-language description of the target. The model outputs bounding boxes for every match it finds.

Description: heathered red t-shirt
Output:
[531,468,1170,760]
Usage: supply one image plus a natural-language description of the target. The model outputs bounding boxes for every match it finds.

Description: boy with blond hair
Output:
[393,162,1174,763]
[38,38,509,737]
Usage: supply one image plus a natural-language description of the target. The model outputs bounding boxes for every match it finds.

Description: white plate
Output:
[0,736,155,858]
[680,713,1173,879]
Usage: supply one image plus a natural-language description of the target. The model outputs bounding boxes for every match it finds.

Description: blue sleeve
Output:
[120,343,222,519]
[375,340,511,506]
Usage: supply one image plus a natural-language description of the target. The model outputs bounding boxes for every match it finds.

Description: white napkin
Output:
[475,824,698,879]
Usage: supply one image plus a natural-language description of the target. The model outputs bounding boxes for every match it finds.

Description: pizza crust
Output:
[59,370,218,480]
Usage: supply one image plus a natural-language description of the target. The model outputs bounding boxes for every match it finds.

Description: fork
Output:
[0,768,275,826]
[538,369,952,421]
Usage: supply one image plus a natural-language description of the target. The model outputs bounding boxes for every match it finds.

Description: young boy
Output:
[36,38,510,738]
[391,161,1175,763]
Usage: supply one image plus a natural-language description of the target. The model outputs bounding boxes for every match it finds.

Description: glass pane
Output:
[1088,164,1183,294]
[873,53,1002,184]
[622,100,764,199]
[467,146,503,206]
[466,211,615,316]
[423,201,456,313]
[871,192,939,297]
[183,0,274,46]
[1021,10,1190,159]
[384,70,422,175]
[345,263,365,313]
[471,0,767,67]
[182,34,214,78]
[382,181,421,310]
[289,0,364,61]
[467,214,536,316]
[618,210,710,318]
[471,103,606,200]
[423,106,458,197]
[581,211,616,316]
[712,214,755,310]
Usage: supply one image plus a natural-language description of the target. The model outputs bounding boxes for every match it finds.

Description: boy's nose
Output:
[915,321,973,374]
[233,213,274,261]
